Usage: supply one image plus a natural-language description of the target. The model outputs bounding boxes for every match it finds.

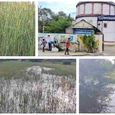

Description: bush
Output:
[80,35,98,53]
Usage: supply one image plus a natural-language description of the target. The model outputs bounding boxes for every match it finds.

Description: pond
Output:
[80,83,115,113]
[107,84,115,113]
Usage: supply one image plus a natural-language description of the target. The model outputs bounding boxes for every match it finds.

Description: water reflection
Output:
[80,81,114,113]
[79,59,115,113]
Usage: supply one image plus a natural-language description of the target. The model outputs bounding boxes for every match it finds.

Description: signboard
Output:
[98,15,115,21]
[73,28,94,35]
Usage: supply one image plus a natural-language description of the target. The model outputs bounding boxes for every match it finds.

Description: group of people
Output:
[41,35,52,52]
[41,35,70,55]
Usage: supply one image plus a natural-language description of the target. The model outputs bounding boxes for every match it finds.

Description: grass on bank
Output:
[38,61,76,78]
[0,60,76,79]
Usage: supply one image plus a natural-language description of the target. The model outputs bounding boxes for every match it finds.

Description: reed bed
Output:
[0,66,76,113]
[0,2,35,56]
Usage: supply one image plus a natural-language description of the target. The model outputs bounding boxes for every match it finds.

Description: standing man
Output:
[65,38,70,55]
[47,35,52,51]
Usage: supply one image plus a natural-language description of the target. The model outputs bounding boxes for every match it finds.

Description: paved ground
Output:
[103,45,115,56]
[38,50,88,56]
[38,48,103,56]
[38,45,115,56]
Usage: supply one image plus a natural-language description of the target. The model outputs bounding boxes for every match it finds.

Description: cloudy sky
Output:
[38,0,79,18]
[38,0,113,18]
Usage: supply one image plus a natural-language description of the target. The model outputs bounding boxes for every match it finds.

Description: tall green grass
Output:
[0,2,35,56]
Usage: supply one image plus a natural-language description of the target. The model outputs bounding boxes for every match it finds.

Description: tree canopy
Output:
[38,7,73,33]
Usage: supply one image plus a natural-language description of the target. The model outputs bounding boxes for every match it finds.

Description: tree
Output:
[58,11,67,17]
[44,17,71,33]
[38,7,55,32]
[38,7,73,33]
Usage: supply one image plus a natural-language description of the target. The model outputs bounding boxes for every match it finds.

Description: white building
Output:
[75,1,115,42]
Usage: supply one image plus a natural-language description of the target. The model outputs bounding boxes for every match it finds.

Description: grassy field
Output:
[0,60,76,79]
[0,60,37,79]
[38,61,76,78]
[0,2,35,56]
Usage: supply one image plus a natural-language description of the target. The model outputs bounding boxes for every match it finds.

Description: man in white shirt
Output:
[46,35,52,51]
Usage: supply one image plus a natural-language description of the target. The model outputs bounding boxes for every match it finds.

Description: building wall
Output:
[65,28,73,34]
[76,17,98,27]
[102,21,115,41]
[76,16,115,41]
[76,2,115,16]
[76,2,115,42]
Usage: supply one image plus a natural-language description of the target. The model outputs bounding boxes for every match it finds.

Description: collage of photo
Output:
[1,0,115,114]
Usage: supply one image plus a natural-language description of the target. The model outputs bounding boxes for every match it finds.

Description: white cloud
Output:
[38,0,114,4]
[38,0,77,14]
[38,0,77,6]
[38,0,75,3]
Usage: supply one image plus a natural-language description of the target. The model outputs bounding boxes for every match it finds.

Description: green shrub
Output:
[80,35,98,53]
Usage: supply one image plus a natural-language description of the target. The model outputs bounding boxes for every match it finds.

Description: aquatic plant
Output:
[0,66,76,113]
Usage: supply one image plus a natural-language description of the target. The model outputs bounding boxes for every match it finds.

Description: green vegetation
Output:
[44,17,71,33]
[38,7,73,33]
[0,60,76,79]
[0,2,35,56]
[0,61,37,78]
[38,61,76,78]
[80,35,98,53]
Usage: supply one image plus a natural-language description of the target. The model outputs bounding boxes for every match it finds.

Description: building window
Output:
[104,23,107,28]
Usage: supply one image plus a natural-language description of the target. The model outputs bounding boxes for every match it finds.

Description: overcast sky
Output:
[38,0,114,18]
[38,0,79,18]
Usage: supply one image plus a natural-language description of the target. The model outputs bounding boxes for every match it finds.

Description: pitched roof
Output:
[72,19,102,34]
